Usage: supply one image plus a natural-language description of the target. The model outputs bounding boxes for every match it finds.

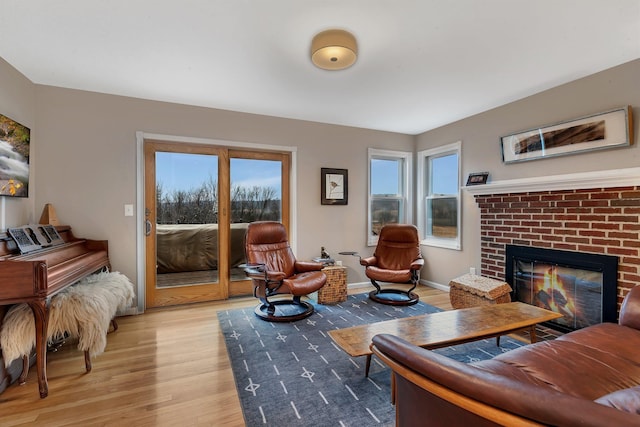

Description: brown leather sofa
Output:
[371,285,640,426]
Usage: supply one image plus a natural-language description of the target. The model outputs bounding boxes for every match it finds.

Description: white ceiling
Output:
[1,1,639,135]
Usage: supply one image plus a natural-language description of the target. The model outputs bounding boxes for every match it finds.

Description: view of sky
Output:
[371,159,400,195]
[371,154,459,196]
[156,153,282,197]
[431,153,459,194]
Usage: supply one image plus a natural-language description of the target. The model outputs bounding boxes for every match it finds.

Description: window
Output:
[368,148,412,246]
[418,141,461,250]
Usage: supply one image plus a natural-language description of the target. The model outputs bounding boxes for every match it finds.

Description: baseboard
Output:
[347,280,450,292]
[118,307,140,316]
[126,281,449,315]
[346,281,374,290]
[420,279,450,293]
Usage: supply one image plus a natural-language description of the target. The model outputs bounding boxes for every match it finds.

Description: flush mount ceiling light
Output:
[311,29,357,71]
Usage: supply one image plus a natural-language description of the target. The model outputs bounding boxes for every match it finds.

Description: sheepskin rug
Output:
[0,271,134,367]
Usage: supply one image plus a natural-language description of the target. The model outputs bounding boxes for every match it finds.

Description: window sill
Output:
[420,239,461,251]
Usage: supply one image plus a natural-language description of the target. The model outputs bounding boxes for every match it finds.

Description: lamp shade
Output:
[311,29,357,70]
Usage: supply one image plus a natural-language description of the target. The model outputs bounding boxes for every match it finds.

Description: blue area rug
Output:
[218,293,527,427]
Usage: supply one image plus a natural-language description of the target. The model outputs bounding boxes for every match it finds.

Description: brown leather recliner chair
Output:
[360,224,424,306]
[244,221,327,321]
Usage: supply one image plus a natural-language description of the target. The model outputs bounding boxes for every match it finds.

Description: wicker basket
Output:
[317,266,347,304]
[449,273,512,309]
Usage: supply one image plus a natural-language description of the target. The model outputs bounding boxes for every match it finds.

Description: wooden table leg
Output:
[391,373,396,405]
[27,300,50,398]
[530,325,538,343]
[365,354,372,377]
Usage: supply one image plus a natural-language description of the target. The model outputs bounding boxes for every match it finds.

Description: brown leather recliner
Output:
[244,221,327,321]
[360,224,424,306]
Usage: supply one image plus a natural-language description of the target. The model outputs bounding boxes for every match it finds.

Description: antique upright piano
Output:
[0,225,109,398]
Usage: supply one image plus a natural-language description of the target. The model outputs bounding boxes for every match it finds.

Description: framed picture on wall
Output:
[0,113,30,197]
[500,106,632,164]
[466,172,489,186]
[321,168,348,205]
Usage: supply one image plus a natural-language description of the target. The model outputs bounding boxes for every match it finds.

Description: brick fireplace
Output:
[473,185,640,314]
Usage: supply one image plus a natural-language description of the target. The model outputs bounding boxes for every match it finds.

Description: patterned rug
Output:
[218,293,528,427]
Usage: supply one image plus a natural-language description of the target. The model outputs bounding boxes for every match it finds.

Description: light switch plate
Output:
[124,204,134,217]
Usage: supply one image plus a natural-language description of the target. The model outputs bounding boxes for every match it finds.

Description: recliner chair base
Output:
[254,299,315,322]
[369,289,419,306]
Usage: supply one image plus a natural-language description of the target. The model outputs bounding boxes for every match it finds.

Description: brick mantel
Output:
[471,180,640,310]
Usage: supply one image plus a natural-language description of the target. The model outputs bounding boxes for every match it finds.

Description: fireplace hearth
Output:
[505,245,618,333]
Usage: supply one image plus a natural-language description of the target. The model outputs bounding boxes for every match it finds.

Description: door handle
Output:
[145,219,152,236]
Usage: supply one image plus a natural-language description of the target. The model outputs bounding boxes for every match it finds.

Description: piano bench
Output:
[1,271,134,381]
[19,318,117,381]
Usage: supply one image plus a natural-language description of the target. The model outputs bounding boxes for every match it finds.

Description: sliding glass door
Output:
[144,140,289,307]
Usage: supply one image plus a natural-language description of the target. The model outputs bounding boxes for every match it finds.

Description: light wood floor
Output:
[0,285,452,427]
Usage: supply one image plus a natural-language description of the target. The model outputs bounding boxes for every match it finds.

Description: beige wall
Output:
[416,59,640,287]
[0,57,36,226]
[31,85,413,302]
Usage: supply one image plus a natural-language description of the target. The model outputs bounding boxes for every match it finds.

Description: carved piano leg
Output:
[27,300,50,399]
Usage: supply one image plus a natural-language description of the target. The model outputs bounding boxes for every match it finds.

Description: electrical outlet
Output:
[470,267,477,275]
[124,204,134,217]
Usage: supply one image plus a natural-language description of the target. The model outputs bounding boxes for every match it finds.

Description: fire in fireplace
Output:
[505,245,618,333]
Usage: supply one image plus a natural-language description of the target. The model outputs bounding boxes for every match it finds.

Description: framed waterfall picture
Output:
[0,113,30,197]
[321,168,348,205]
[500,106,632,164]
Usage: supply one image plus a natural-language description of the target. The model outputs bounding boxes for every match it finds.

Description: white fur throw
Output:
[0,271,134,367]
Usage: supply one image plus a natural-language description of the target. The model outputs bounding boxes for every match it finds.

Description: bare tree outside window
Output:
[156,178,280,224]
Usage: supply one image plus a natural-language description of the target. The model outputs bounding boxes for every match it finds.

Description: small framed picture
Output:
[321,168,348,205]
[466,172,489,186]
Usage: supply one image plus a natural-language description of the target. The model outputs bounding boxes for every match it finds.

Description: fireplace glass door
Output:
[514,261,604,331]
[506,245,618,333]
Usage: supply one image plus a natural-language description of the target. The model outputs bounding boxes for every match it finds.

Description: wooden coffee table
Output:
[328,302,561,376]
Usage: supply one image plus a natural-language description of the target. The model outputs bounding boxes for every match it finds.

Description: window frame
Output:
[367,148,413,246]
[417,141,462,250]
